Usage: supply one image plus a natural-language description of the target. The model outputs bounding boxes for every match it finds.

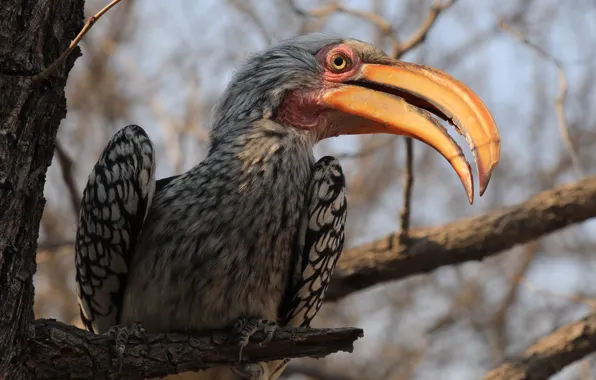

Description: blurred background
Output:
[36,0,596,379]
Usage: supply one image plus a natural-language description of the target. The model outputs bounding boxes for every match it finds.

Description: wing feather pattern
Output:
[269,156,347,380]
[281,155,347,327]
[75,125,156,334]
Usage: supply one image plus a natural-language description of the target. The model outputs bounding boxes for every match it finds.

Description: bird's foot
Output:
[231,363,266,379]
[107,322,147,372]
[232,317,277,362]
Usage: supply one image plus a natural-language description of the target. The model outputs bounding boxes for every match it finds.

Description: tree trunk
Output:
[0,1,84,378]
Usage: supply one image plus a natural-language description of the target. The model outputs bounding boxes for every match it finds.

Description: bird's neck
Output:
[201,119,316,199]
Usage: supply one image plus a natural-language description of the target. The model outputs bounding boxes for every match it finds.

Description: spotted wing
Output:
[281,155,347,327]
[75,125,156,334]
[268,156,347,379]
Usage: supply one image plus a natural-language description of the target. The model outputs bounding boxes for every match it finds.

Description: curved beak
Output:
[321,61,501,204]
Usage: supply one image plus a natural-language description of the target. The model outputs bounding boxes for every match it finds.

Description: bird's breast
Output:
[120,154,311,333]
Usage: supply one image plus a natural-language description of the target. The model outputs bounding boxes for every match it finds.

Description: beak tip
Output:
[461,163,474,205]
[478,161,498,197]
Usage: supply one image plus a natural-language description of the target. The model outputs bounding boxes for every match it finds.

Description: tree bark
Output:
[25,319,362,379]
[0,1,85,378]
[482,313,596,380]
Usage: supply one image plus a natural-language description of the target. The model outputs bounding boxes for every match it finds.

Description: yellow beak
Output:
[321,61,501,204]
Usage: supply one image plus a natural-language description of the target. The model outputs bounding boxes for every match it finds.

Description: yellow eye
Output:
[329,53,350,72]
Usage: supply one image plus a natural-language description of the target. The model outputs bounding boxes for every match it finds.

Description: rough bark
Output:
[0,1,85,379]
[482,313,596,380]
[327,175,596,301]
[25,319,362,379]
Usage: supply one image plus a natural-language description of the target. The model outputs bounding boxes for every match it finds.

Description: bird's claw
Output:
[107,322,147,372]
[232,317,277,362]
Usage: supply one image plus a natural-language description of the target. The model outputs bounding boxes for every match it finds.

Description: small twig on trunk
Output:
[55,142,81,216]
[33,0,124,83]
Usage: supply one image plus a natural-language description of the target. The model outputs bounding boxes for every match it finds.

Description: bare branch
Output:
[393,0,459,58]
[327,175,596,301]
[26,319,363,380]
[499,21,583,178]
[289,0,458,59]
[55,142,81,216]
[287,0,399,53]
[227,0,272,46]
[399,137,414,242]
[482,313,596,380]
[33,0,124,83]
[489,242,538,359]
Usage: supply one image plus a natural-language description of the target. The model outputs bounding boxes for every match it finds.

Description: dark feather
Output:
[75,125,156,334]
[279,155,347,327]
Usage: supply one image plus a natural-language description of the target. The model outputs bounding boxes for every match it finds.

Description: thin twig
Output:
[288,0,400,53]
[393,0,458,58]
[394,1,458,240]
[518,278,596,308]
[500,21,583,178]
[55,142,81,216]
[32,0,124,83]
[489,242,538,360]
[227,0,272,46]
[289,0,458,59]
[399,137,414,242]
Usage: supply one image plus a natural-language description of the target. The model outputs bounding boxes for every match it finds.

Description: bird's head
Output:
[212,33,501,203]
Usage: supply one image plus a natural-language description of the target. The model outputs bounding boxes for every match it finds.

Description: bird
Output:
[74,33,500,379]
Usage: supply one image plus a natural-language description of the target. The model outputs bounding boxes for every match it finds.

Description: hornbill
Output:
[75,34,500,379]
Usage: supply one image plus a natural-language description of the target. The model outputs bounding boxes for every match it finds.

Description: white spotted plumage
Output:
[75,125,156,334]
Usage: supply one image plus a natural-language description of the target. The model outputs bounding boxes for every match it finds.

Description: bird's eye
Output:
[328,53,351,72]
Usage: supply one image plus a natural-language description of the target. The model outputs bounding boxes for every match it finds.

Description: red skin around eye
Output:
[275,44,362,135]
[315,44,361,82]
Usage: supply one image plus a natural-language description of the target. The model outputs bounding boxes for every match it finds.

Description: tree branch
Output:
[55,142,81,216]
[327,175,596,301]
[36,176,596,304]
[398,137,414,242]
[32,0,123,83]
[393,0,458,58]
[482,313,596,380]
[25,319,362,379]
